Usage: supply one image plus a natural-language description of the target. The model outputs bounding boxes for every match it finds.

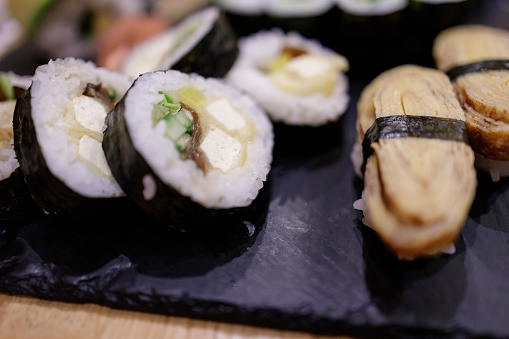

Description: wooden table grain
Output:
[0,294,349,339]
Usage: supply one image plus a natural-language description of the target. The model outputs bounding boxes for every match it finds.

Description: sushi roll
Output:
[0,0,23,60]
[13,58,133,218]
[225,29,349,126]
[433,25,509,182]
[404,0,473,67]
[102,70,273,234]
[213,0,269,37]
[121,6,238,79]
[265,0,335,39]
[0,72,40,222]
[332,0,408,77]
[335,0,407,15]
[12,0,146,59]
[352,65,476,260]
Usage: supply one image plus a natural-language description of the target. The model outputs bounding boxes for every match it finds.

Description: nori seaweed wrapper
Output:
[12,87,133,223]
[361,115,469,174]
[222,11,271,38]
[0,168,41,224]
[171,9,239,78]
[102,94,269,235]
[266,7,336,42]
[333,7,407,79]
[403,0,475,67]
[446,59,509,80]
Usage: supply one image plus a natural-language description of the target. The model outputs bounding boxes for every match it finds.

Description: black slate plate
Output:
[1,2,509,338]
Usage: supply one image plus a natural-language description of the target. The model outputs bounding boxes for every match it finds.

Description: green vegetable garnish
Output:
[153,90,194,157]
[107,87,117,101]
[0,75,14,101]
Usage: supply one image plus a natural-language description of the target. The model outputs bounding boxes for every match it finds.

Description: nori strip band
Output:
[172,10,238,78]
[102,92,260,235]
[13,87,132,223]
[446,59,509,81]
[361,115,468,174]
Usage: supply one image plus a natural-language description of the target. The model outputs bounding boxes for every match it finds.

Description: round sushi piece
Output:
[13,58,133,218]
[0,0,23,60]
[335,0,407,15]
[226,29,349,126]
[102,70,273,234]
[332,0,408,77]
[265,0,335,38]
[28,0,145,59]
[121,6,238,79]
[214,0,269,37]
[0,71,40,222]
[404,0,473,67]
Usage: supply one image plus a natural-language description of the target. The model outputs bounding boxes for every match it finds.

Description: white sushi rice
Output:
[35,0,144,58]
[0,140,18,181]
[30,58,133,198]
[216,0,333,16]
[4,72,32,90]
[225,29,349,126]
[350,141,363,179]
[266,0,334,17]
[334,0,408,16]
[215,0,268,15]
[0,72,31,181]
[122,6,221,79]
[474,152,509,183]
[123,70,273,209]
[415,0,466,4]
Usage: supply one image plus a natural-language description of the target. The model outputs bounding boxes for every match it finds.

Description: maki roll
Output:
[332,0,408,77]
[17,0,145,59]
[0,72,39,222]
[352,65,476,260]
[212,0,269,37]
[102,70,273,234]
[121,6,238,79]
[433,25,509,182]
[265,0,334,39]
[13,58,133,218]
[0,0,23,60]
[226,29,349,126]
[335,0,407,15]
[405,0,473,67]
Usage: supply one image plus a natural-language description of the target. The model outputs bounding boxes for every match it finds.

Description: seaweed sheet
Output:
[1,2,509,338]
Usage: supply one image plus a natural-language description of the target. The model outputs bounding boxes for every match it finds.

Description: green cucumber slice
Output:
[175,108,193,133]
[0,75,14,101]
[163,114,187,141]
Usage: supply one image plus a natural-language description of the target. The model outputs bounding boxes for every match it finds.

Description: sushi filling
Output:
[0,74,24,180]
[152,85,255,173]
[265,45,349,96]
[66,83,116,177]
[152,90,203,169]
[0,74,25,102]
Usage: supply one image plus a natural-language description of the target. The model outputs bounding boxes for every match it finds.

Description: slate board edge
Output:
[0,276,489,339]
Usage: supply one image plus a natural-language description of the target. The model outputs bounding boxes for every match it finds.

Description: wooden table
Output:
[0,294,348,339]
